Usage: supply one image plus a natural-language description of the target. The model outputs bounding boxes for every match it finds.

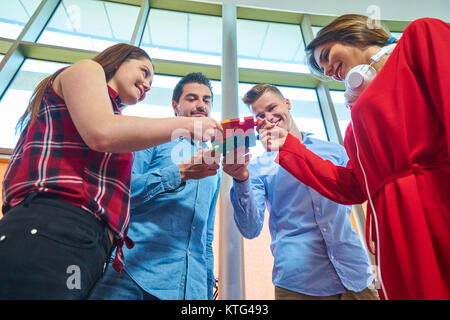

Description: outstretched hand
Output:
[190,117,223,142]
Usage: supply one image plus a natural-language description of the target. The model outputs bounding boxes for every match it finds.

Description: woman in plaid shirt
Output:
[0,43,222,299]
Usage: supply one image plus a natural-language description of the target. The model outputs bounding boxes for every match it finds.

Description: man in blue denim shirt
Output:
[223,84,378,300]
[90,73,221,300]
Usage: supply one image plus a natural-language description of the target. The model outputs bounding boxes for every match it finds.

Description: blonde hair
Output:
[305,14,395,75]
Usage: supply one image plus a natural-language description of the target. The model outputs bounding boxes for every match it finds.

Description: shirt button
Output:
[30,229,38,235]
[323,228,327,232]
[0,235,6,241]
[331,255,335,259]
[192,226,196,230]
[315,207,320,212]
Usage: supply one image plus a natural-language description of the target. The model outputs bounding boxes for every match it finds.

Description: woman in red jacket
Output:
[259,15,450,299]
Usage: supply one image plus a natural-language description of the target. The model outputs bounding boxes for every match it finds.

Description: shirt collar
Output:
[107,85,124,110]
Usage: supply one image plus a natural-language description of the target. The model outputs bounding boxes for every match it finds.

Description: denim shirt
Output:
[122,138,221,300]
[230,133,373,296]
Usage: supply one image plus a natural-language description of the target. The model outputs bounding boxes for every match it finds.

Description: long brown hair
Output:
[17,43,153,132]
[305,14,395,75]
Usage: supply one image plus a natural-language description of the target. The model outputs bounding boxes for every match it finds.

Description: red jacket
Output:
[278,18,450,300]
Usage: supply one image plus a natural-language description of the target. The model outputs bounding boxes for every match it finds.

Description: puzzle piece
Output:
[221,116,260,138]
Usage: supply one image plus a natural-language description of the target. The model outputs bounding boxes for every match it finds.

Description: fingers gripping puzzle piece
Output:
[212,116,260,156]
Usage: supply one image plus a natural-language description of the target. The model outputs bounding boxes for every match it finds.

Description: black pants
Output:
[0,193,114,299]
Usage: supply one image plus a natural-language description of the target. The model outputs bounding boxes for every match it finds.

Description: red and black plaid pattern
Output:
[2,70,134,271]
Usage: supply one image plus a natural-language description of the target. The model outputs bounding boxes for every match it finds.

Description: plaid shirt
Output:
[2,69,134,271]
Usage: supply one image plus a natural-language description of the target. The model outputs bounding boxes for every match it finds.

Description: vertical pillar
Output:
[316,81,343,145]
[130,0,150,46]
[218,2,245,300]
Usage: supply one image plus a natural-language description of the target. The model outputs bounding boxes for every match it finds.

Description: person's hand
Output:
[257,119,288,152]
[179,148,221,183]
[222,146,251,182]
[189,117,223,142]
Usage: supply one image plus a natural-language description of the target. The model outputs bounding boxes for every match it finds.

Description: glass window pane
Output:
[0,59,69,149]
[37,0,140,51]
[329,90,351,138]
[311,26,322,38]
[122,74,222,122]
[0,0,41,39]
[237,20,308,73]
[282,87,327,140]
[141,9,222,65]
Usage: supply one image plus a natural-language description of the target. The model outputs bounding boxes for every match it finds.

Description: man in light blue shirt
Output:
[223,84,378,300]
[90,73,221,300]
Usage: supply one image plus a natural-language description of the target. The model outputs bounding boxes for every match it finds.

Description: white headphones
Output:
[344,43,396,108]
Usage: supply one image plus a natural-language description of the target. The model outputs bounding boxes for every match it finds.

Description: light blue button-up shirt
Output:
[122,138,221,300]
[230,133,373,296]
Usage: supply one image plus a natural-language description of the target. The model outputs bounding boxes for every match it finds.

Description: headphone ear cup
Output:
[347,70,365,89]
[345,64,377,99]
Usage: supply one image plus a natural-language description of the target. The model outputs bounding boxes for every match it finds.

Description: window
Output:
[237,19,308,73]
[0,59,69,149]
[122,74,222,123]
[0,0,412,154]
[238,83,326,158]
[141,9,222,65]
[390,31,403,40]
[0,0,41,39]
[37,0,140,51]
[311,25,322,38]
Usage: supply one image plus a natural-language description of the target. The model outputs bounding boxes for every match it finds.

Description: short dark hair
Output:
[172,72,213,103]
